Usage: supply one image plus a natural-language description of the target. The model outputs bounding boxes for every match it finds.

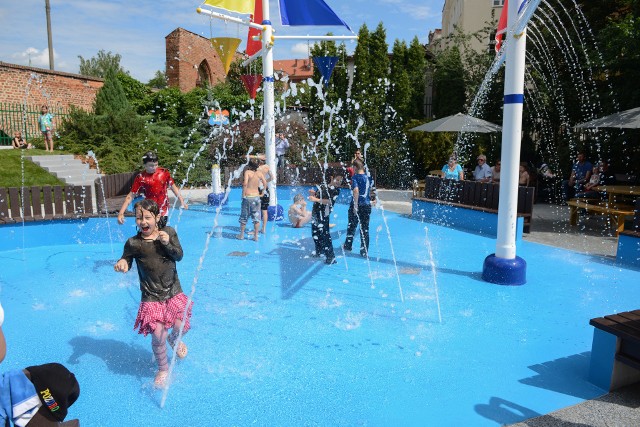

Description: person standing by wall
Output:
[38,105,55,152]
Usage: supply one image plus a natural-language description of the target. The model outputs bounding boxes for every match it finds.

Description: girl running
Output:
[114,199,192,387]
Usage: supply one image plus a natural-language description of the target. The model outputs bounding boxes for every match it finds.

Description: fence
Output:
[94,172,137,214]
[0,103,70,146]
[416,176,536,232]
[0,185,93,223]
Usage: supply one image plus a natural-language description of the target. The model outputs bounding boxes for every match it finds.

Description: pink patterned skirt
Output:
[134,293,193,336]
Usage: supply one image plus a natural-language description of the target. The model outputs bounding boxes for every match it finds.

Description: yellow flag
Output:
[210,38,242,74]
[203,0,254,14]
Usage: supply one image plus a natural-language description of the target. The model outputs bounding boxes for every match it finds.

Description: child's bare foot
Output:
[253,235,259,242]
[236,234,245,240]
[154,370,169,388]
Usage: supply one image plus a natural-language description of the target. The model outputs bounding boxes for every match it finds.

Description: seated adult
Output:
[575,164,603,199]
[473,155,492,182]
[491,160,501,183]
[441,157,464,180]
[288,194,312,228]
[11,131,32,149]
[562,152,592,201]
[518,164,530,186]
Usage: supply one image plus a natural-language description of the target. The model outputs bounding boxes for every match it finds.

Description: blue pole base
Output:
[482,254,527,285]
[267,204,284,221]
[207,192,227,206]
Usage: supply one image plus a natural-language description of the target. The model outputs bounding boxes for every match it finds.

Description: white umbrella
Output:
[575,107,640,129]
[410,113,502,133]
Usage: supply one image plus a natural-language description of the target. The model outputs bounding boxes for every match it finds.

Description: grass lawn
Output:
[0,149,66,187]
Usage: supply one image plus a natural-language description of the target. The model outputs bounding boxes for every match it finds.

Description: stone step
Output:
[55,172,100,182]
[27,154,76,163]
[42,164,93,173]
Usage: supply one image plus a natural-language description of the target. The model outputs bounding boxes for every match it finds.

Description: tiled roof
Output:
[273,59,314,80]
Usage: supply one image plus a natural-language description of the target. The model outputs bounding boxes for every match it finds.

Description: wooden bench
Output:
[568,199,635,236]
[589,310,640,391]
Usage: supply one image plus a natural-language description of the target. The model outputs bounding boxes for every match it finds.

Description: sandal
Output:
[154,370,169,388]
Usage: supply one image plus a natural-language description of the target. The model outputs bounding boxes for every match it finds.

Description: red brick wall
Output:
[0,62,102,111]
[166,27,238,92]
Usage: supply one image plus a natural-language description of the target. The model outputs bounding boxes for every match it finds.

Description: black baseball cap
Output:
[25,363,80,422]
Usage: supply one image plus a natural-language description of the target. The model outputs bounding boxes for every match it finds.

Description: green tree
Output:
[388,40,411,121]
[406,37,427,119]
[432,46,466,118]
[94,68,130,115]
[147,70,168,89]
[117,72,150,110]
[78,50,126,78]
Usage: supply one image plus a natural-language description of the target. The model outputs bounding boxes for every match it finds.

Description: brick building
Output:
[165,27,238,92]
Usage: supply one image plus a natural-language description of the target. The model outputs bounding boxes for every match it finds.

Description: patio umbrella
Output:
[575,107,640,129]
[409,113,502,133]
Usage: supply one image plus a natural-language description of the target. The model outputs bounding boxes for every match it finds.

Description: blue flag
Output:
[279,0,351,31]
[312,56,339,87]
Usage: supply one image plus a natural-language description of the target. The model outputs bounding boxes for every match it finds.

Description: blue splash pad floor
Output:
[1,193,639,426]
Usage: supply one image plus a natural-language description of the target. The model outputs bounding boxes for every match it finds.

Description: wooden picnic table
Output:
[595,185,640,205]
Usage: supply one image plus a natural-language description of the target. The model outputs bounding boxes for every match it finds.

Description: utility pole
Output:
[45,0,54,70]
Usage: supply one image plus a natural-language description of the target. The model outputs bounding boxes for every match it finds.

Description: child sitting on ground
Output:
[114,199,193,388]
[288,194,312,228]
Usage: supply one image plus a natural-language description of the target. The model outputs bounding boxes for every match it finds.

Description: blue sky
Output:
[0,0,443,82]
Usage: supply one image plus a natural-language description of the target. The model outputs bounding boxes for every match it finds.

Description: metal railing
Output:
[0,103,70,146]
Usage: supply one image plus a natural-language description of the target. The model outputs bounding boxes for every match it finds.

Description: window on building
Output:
[492,0,505,6]
[488,31,497,53]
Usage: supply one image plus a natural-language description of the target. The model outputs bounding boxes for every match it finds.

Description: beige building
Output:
[441,0,504,53]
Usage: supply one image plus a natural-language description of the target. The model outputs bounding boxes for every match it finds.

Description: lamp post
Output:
[45,0,54,70]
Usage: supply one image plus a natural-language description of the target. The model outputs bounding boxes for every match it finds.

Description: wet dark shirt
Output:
[120,226,183,303]
[312,184,340,222]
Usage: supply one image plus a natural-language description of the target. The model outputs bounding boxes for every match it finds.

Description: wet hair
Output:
[142,151,159,163]
[247,159,259,171]
[353,158,364,171]
[134,199,160,217]
[293,194,304,203]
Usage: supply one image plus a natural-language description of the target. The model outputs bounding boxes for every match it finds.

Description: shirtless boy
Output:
[238,159,267,241]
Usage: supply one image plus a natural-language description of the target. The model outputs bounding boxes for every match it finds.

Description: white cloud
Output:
[13,47,53,68]
[290,42,317,57]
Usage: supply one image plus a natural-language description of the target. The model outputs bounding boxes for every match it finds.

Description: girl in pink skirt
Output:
[114,199,193,387]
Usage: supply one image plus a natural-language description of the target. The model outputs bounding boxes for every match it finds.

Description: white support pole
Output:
[197,7,264,31]
[482,0,527,285]
[241,48,265,67]
[261,0,277,207]
[273,35,358,40]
